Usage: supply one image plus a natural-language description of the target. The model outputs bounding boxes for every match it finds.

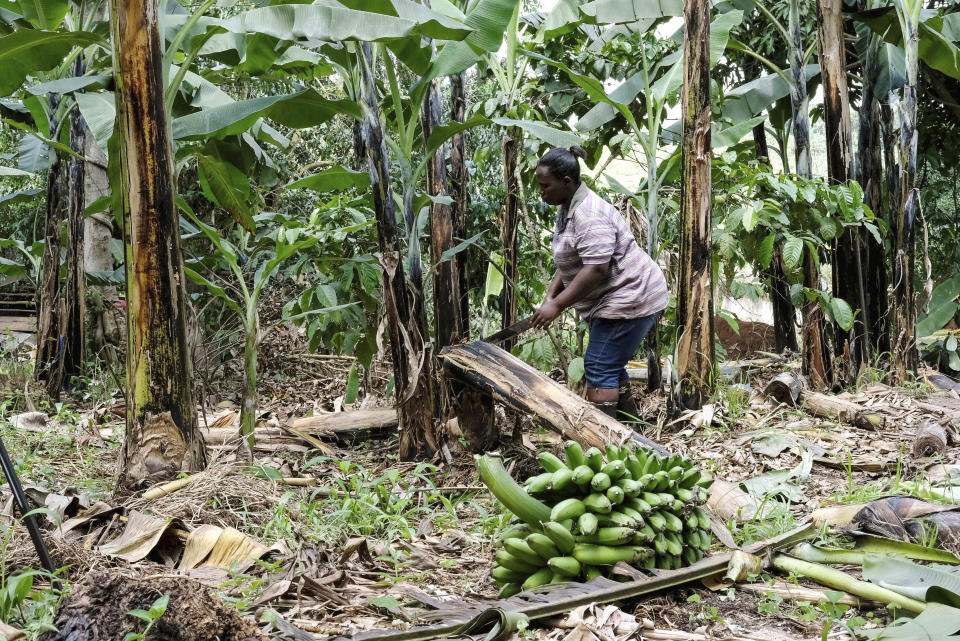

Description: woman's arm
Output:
[544,271,565,302]
[532,263,609,328]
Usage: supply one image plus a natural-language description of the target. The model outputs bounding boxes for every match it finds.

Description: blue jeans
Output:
[584,314,660,389]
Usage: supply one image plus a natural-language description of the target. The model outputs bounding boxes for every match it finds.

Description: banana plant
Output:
[180,204,325,458]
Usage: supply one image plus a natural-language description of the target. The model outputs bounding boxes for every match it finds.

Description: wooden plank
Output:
[440,341,666,454]
[0,315,37,333]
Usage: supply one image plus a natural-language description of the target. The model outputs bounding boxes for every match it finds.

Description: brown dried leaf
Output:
[98,511,184,563]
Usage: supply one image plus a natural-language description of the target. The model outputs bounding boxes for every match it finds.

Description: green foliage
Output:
[123,594,170,641]
[713,160,882,332]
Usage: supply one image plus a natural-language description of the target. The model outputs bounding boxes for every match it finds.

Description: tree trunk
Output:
[430,73,497,452]
[450,72,470,329]
[421,80,462,348]
[892,11,920,383]
[35,144,64,390]
[111,0,205,487]
[769,247,799,353]
[84,124,122,355]
[351,120,366,172]
[856,25,890,360]
[791,0,832,389]
[674,0,714,412]
[746,61,797,353]
[239,304,258,458]
[358,43,437,461]
[60,103,87,389]
[745,59,770,165]
[499,126,521,350]
[818,0,867,377]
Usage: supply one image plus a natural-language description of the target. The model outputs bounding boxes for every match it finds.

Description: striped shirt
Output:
[551,182,668,321]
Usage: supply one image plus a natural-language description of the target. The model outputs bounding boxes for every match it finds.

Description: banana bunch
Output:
[477,442,714,598]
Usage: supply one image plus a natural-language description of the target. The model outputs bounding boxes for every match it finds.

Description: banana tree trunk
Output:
[643,143,662,391]
[818,0,868,374]
[422,80,462,347]
[358,43,437,461]
[450,72,470,329]
[674,0,714,412]
[499,126,521,350]
[61,103,87,389]
[111,0,206,487]
[447,72,495,450]
[791,0,831,389]
[240,302,258,459]
[35,145,65,390]
[856,22,890,359]
[892,10,920,383]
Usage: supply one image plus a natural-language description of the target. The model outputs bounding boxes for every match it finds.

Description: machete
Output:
[481,315,535,345]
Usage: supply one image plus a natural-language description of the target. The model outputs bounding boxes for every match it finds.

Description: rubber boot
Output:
[617,382,640,423]
[594,401,618,419]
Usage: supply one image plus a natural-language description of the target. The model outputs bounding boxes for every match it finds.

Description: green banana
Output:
[492,565,526,583]
[678,468,701,489]
[542,521,576,554]
[551,497,586,522]
[605,485,625,505]
[503,538,546,566]
[526,533,561,560]
[564,441,585,469]
[538,452,566,473]
[495,550,541,574]
[590,472,612,492]
[572,544,649,565]
[571,464,595,487]
[592,526,636,546]
[584,447,604,472]
[601,460,626,480]
[548,556,582,577]
[577,512,599,536]
[551,467,575,492]
[582,492,613,514]
[522,567,554,589]
[524,472,553,495]
[498,583,521,599]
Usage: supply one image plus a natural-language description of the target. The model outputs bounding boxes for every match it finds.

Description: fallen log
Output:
[200,408,398,447]
[913,418,950,458]
[440,341,664,454]
[802,392,885,430]
[291,407,398,437]
[762,373,884,430]
[763,371,805,405]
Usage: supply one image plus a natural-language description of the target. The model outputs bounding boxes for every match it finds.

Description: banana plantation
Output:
[4,0,960,638]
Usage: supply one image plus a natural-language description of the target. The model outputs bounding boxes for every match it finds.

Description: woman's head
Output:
[536,146,586,206]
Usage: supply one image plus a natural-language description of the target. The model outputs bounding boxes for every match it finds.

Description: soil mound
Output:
[40,570,264,641]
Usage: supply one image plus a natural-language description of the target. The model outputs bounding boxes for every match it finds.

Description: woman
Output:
[531,146,668,422]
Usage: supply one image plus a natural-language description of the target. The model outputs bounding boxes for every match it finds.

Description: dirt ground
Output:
[2,329,957,641]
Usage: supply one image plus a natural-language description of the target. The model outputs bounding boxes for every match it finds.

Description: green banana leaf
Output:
[863,554,960,607]
[15,0,67,30]
[0,30,102,96]
[286,166,372,193]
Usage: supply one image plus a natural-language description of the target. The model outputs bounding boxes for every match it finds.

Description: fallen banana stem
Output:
[771,554,925,613]
[790,542,866,566]
[142,475,198,500]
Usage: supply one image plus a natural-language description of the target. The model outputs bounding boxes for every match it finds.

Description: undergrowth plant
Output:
[123,594,170,641]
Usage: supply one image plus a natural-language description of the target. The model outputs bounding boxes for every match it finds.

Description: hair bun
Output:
[568,145,586,159]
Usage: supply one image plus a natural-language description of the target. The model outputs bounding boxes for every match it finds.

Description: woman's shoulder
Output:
[576,186,617,217]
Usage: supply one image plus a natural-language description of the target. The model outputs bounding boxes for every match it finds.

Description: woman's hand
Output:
[532,300,562,328]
